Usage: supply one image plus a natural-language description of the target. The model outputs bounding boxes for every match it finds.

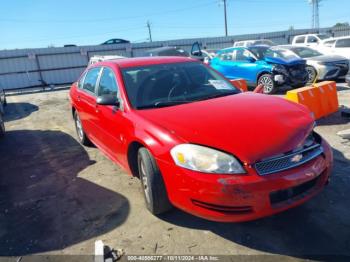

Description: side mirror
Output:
[96,95,120,107]
[246,57,256,63]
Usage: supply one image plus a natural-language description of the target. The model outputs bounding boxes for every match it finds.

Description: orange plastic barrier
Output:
[230,79,248,92]
[285,81,338,120]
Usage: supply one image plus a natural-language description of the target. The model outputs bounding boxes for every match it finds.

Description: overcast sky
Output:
[1,0,349,50]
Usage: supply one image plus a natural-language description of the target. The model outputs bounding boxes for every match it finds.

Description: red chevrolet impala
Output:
[69,56,333,222]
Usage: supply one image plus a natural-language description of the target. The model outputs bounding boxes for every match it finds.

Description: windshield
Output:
[121,62,240,109]
[264,48,300,60]
[248,46,269,59]
[290,47,322,58]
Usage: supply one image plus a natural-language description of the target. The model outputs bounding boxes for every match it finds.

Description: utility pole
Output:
[223,0,228,36]
[147,21,153,42]
[309,0,321,29]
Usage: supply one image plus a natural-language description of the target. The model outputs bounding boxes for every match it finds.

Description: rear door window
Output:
[295,36,305,44]
[83,67,101,94]
[97,67,119,96]
[335,38,350,48]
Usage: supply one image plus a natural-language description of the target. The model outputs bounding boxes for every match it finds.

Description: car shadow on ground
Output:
[159,146,350,260]
[3,102,39,122]
[0,130,129,256]
[316,111,349,126]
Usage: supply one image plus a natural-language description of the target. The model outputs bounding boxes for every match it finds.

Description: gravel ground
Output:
[0,83,349,261]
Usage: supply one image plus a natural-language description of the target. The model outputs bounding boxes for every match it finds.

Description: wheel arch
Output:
[127,140,147,178]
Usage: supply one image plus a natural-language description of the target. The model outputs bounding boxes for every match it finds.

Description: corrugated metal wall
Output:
[0,26,349,90]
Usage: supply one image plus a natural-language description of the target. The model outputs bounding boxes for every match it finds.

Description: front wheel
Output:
[137,147,172,215]
[306,66,317,84]
[258,74,277,94]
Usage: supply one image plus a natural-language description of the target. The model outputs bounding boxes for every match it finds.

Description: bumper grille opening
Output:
[255,143,323,176]
[191,199,253,214]
[270,176,319,205]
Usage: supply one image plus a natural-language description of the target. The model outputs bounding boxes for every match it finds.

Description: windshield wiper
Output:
[137,100,193,109]
[195,91,239,102]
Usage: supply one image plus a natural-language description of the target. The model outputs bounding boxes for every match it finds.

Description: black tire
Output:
[73,110,92,146]
[258,74,277,94]
[137,147,172,215]
[0,115,5,137]
[306,66,317,84]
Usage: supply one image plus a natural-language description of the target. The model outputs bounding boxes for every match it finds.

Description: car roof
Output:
[94,56,197,68]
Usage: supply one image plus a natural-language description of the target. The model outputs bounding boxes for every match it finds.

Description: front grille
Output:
[288,65,308,81]
[254,144,323,176]
[270,175,320,205]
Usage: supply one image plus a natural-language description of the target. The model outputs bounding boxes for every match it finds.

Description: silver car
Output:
[281,45,349,83]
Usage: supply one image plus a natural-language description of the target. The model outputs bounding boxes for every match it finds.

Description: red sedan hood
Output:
[137,93,314,163]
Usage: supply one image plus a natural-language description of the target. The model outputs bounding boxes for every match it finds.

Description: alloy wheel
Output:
[140,159,151,204]
[259,76,274,93]
[306,66,316,83]
[75,114,84,141]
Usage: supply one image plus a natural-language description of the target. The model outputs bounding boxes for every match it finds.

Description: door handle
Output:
[77,95,81,102]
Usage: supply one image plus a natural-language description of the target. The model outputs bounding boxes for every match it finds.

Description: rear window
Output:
[295,36,305,44]
[336,38,350,48]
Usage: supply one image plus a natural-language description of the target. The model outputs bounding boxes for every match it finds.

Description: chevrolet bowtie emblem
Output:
[291,154,303,163]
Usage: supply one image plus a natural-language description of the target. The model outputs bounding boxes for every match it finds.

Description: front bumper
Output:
[272,70,308,88]
[157,139,333,222]
[316,63,349,80]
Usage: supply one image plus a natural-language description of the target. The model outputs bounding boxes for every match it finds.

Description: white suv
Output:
[292,34,331,47]
[318,36,350,60]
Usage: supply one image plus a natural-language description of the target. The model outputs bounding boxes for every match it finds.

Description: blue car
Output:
[210,46,308,94]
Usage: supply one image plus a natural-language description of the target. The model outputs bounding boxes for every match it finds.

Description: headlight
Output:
[272,64,288,75]
[170,144,245,174]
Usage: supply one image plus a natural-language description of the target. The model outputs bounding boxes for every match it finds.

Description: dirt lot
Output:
[0,83,350,261]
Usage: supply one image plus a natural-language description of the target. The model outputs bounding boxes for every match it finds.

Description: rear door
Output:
[76,66,102,143]
[95,67,126,163]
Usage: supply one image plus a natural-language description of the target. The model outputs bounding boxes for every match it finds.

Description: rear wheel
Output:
[306,66,317,84]
[74,110,91,146]
[137,147,172,215]
[258,74,276,94]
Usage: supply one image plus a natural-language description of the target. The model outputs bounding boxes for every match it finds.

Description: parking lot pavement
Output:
[0,86,349,260]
